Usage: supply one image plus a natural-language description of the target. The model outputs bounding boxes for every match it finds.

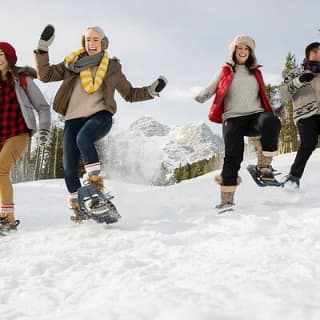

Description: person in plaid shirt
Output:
[0,41,51,232]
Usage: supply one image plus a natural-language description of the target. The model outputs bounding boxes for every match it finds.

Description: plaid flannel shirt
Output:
[0,80,29,142]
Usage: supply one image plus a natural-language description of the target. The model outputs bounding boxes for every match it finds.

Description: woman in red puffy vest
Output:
[195,35,281,210]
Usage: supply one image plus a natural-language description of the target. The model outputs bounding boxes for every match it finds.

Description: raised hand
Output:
[38,25,55,52]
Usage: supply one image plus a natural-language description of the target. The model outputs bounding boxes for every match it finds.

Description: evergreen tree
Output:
[181,163,191,180]
[205,156,215,173]
[190,161,202,178]
[46,124,64,178]
[279,52,299,153]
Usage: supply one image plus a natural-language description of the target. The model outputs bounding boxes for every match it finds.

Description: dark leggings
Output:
[290,115,320,178]
[221,112,281,185]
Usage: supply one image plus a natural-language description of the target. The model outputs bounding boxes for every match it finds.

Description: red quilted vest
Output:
[208,64,273,123]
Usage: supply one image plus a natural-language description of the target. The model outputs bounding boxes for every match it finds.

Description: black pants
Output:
[221,112,281,185]
[290,114,320,178]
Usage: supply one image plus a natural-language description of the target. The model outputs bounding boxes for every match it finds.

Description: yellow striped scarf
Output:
[64,48,109,94]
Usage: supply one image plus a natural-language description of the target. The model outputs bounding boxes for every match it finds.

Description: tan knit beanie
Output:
[228,35,257,66]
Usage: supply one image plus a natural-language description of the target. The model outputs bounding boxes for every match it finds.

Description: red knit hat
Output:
[0,42,17,64]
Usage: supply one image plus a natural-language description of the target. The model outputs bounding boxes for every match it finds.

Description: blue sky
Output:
[2,0,320,131]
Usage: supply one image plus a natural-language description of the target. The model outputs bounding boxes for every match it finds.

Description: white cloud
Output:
[163,86,203,100]
[3,0,320,128]
[263,73,282,85]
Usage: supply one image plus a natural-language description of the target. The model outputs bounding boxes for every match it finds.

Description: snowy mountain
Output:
[99,117,223,185]
[2,149,320,319]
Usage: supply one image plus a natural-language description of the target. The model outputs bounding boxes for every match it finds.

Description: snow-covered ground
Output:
[1,150,320,320]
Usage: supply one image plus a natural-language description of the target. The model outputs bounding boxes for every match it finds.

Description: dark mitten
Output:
[148,76,168,97]
[155,78,167,92]
[299,73,314,83]
[38,25,55,52]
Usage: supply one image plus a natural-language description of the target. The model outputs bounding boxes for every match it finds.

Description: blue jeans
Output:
[63,110,113,193]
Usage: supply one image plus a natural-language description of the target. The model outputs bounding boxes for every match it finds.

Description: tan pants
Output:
[0,134,29,205]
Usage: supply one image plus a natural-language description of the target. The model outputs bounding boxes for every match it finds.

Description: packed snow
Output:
[1,150,320,320]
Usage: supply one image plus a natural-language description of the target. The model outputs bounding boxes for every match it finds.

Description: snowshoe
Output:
[77,184,121,224]
[0,217,20,233]
[217,207,234,214]
[215,202,234,214]
[247,164,283,187]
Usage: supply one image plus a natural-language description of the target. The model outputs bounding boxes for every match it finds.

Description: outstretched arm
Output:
[116,64,167,102]
[278,69,313,102]
[194,69,222,103]
[34,25,66,82]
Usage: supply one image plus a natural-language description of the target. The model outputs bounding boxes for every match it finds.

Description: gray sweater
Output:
[223,65,263,120]
[14,76,51,134]
[195,64,263,121]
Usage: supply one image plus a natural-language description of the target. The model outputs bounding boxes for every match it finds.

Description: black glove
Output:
[148,76,168,97]
[299,73,314,83]
[155,77,167,92]
[38,25,55,52]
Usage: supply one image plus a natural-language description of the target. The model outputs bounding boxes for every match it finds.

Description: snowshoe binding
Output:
[247,164,283,187]
[77,184,121,224]
[0,216,20,235]
[215,202,234,214]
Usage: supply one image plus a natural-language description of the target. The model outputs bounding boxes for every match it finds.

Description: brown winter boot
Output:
[0,205,19,231]
[216,185,237,209]
[214,175,241,209]
[253,139,276,182]
[84,174,105,191]
[68,194,86,224]
[69,199,86,224]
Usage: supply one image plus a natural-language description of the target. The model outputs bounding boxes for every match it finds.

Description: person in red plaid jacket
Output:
[0,41,51,232]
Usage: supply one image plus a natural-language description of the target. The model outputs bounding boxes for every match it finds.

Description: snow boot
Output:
[215,185,237,209]
[214,175,241,209]
[253,139,278,183]
[68,194,86,223]
[0,205,20,231]
[283,174,300,189]
[83,162,105,191]
[83,174,105,191]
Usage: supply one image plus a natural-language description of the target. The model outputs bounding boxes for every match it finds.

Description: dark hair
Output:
[0,52,19,85]
[232,48,256,73]
[305,42,320,59]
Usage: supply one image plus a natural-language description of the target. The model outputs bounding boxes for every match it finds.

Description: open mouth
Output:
[88,47,98,54]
